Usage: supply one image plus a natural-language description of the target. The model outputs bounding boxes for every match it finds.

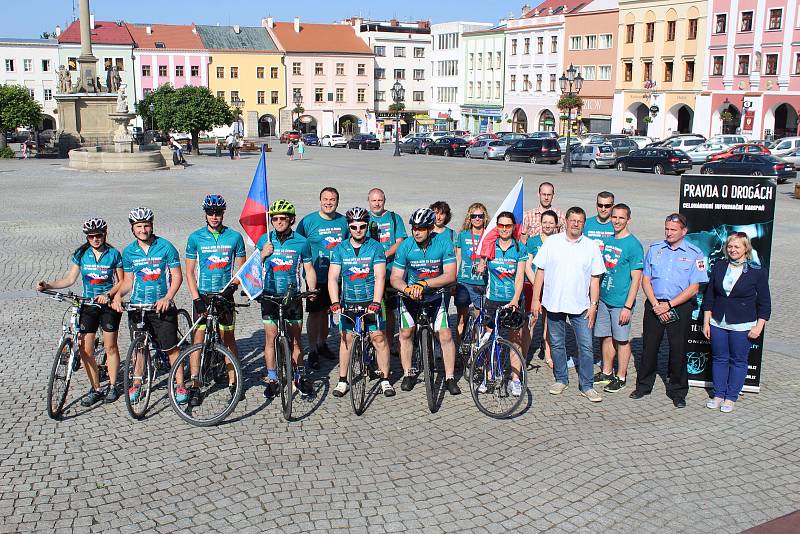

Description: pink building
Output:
[701,0,799,139]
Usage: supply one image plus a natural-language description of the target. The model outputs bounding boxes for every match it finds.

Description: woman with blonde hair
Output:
[454,202,489,345]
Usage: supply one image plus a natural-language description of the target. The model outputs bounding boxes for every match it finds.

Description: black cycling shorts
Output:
[193,294,235,330]
[128,307,179,351]
[79,304,122,334]
[304,283,332,313]
[260,297,303,324]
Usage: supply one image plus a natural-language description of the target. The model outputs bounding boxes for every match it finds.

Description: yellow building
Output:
[197,24,285,137]
[611,0,708,139]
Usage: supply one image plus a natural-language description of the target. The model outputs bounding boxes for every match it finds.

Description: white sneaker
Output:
[706,397,723,409]
[549,382,568,395]
[380,380,396,397]
[511,380,522,397]
[332,381,349,397]
[478,381,488,394]
[580,388,602,402]
[720,401,734,413]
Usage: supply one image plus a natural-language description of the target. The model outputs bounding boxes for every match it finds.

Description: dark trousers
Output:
[636,300,691,400]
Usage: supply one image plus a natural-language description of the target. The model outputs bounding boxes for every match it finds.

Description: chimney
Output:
[90,13,95,30]
[234,25,241,34]
[191,26,197,34]
[54,25,62,37]
[354,17,362,27]
[521,4,532,16]
[261,16,273,29]
[146,25,152,34]
[390,18,399,27]
[294,17,300,33]
[417,20,430,29]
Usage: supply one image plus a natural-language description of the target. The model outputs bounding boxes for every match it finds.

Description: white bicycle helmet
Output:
[82,217,108,234]
[128,207,154,224]
[408,208,436,228]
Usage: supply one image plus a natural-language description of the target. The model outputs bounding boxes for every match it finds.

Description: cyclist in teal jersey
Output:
[524,210,560,368]
[185,195,246,405]
[37,218,124,406]
[391,208,460,395]
[257,199,317,397]
[112,207,186,404]
[328,207,395,398]
[454,202,489,345]
[296,187,349,369]
[430,201,456,245]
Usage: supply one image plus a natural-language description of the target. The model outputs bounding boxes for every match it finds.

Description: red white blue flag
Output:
[239,145,269,246]
[478,177,524,259]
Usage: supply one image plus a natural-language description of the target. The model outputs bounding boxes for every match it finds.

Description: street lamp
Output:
[391,80,405,157]
[447,108,452,131]
[292,91,303,132]
[148,102,154,132]
[559,63,583,173]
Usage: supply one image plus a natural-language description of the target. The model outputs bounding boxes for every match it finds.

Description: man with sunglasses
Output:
[391,208,460,395]
[630,213,707,408]
[184,195,246,404]
[583,191,616,253]
[257,200,317,397]
[328,207,395,398]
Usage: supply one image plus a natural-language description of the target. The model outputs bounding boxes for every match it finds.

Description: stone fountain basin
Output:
[68,145,167,171]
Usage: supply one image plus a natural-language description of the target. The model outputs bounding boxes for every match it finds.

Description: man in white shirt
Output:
[531,207,606,402]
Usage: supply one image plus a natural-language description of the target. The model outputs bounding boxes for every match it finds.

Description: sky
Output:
[0,0,538,38]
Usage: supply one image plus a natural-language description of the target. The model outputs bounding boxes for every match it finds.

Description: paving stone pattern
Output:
[0,147,798,533]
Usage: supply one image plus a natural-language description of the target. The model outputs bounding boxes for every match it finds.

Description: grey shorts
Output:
[593,301,633,342]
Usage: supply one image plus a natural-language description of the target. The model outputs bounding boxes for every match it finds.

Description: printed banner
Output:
[234,250,264,300]
[679,175,776,392]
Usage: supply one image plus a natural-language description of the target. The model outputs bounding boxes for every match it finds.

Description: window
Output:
[510,74,516,91]
[584,66,596,80]
[315,63,323,75]
[257,66,265,78]
[142,65,151,77]
[375,68,385,79]
[414,47,424,58]
[436,87,457,102]
[599,65,611,81]
[216,66,224,78]
[738,55,750,75]
[270,66,279,79]
[292,62,301,75]
[292,88,302,101]
[394,69,405,80]
[477,53,482,69]
[67,57,76,71]
[468,82,473,98]
[336,63,344,76]
[230,90,239,103]
[175,65,184,77]
[115,58,125,71]
[685,60,695,81]
[511,39,517,55]
[712,56,724,76]
[104,57,112,71]
[796,53,800,75]
[476,81,482,98]
[645,22,655,42]
[599,34,613,49]
[536,74,542,91]
[437,33,458,49]
[436,60,458,76]
[23,59,32,72]
[469,53,474,69]
[764,54,778,75]
[413,90,424,102]
[549,73,556,90]
[496,52,502,68]
[375,45,385,56]
[394,46,405,57]
[315,88,323,102]
[768,9,782,30]
[413,69,424,80]
[44,89,52,101]
[626,24,634,43]
[357,88,365,103]
[357,63,365,76]
[375,91,385,102]
[158,65,167,77]
[28,88,34,98]
[688,19,698,39]
[740,11,753,32]
[551,36,558,53]
[217,91,225,99]
[191,65,199,77]
[624,62,633,82]
[570,36,582,50]
[335,88,344,102]
[522,74,529,91]
[537,37,543,54]
[715,14,727,34]
[666,21,676,41]
[41,59,51,71]
[495,81,501,99]
[643,61,652,81]
[257,91,265,104]
[271,91,279,104]
[664,61,673,82]
[524,38,530,54]
[585,35,597,49]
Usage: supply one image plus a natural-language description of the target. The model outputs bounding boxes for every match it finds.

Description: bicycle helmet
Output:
[345,207,370,223]
[128,206,154,224]
[202,194,227,211]
[498,307,526,330]
[268,199,296,216]
[82,217,108,234]
[408,207,436,228]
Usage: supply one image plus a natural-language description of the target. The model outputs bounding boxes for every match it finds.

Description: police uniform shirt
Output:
[643,239,708,300]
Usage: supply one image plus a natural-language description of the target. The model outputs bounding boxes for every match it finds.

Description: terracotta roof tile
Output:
[270,22,372,54]
[57,20,135,45]
[524,0,588,17]
[126,23,205,50]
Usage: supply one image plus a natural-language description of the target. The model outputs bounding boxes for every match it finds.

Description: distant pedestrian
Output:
[287,141,295,160]
[235,136,243,160]
[21,139,30,159]
[297,139,305,160]
[225,133,236,160]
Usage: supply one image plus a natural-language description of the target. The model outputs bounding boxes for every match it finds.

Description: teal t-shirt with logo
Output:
[600,233,644,308]
[185,226,246,294]
[256,230,312,295]
[583,217,614,253]
[526,234,545,273]
[71,245,123,298]
[455,229,486,286]
[486,240,526,302]
[296,212,349,280]
[122,237,181,304]
[369,210,407,260]
[330,238,386,303]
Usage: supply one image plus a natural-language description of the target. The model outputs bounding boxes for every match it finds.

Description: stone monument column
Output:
[76,0,97,93]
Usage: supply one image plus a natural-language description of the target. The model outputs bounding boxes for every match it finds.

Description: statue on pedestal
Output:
[57,65,71,93]
[116,85,129,113]
[107,66,122,93]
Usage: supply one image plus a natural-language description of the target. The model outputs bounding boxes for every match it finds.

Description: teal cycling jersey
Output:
[455,229,486,286]
[256,230,312,295]
[432,227,456,246]
[122,237,181,304]
[369,210,407,260]
[486,240,526,302]
[296,212,349,280]
[71,245,123,298]
[330,238,386,304]
[527,234,545,272]
[185,226,246,294]
[393,236,455,294]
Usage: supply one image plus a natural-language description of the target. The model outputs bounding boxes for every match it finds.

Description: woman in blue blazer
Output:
[702,232,771,412]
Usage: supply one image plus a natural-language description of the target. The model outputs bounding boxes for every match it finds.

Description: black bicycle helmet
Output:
[128,207,154,224]
[82,217,108,234]
[499,307,526,330]
[345,207,370,223]
[408,207,436,228]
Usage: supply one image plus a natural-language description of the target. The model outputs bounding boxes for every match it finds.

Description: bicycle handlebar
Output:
[258,288,320,305]
[201,292,250,308]
[121,302,158,312]
[38,289,93,304]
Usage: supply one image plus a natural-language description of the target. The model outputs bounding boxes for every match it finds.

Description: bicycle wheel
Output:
[458,314,479,371]
[420,327,438,413]
[47,338,74,419]
[469,338,527,419]
[348,337,367,416]
[123,333,154,420]
[93,336,108,383]
[169,342,242,427]
[276,336,293,421]
[176,308,193,349]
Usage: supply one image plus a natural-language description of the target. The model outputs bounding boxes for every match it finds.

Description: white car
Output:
[629,136,656,149]
[709,135,746,145]
[320,134,347,147]
[779,147,800,167]
[770,136,800,157]
[171,132,191,141]
[685,142,730,164]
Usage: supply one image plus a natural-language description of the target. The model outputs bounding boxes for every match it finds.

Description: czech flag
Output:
[239,145,269,246]
[478,177,524,259]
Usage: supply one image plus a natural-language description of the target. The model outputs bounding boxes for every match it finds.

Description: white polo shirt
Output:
[533,232,606,314]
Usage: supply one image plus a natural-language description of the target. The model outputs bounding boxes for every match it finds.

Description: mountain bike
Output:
[338,306,381,416]
[457,287,487,379]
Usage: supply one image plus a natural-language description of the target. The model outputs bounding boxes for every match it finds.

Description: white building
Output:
[0,38,60,130]
[429,21,493,131]
[346,17,432,137]
[462,25,507,134]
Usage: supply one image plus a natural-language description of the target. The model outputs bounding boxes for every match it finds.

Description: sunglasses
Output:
[87,234,105,240]
[597,203,613,209]
[271,216,290,222]
[470,213,485,219]
[665,215,686,224]
[206,210,225,216]
[496,223,514,230]
[349,224,367,231]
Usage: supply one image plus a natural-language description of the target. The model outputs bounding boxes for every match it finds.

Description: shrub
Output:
[0,146,15,159]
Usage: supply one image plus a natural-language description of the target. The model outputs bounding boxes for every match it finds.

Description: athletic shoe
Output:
[297,376,314,396]
[445,378,461,395]
[332,381,349,397]
[307,351,320,370]
[80,388,105,407]
[592,371,614,385]
[229,384,244,401]
[580,388,603,402]
[104,385,120,403]
[706,397,723,409]
[128,385,141,403]
[188,387,202,407]
[720,401,734,413]
[549,382,568,395]
[604,376,627,393]
[175,386,189,405]
[263,381,278,399]
[477,381,488,394]
[401,375,415,391]
[511,380,522,397]
[381,381,396,397]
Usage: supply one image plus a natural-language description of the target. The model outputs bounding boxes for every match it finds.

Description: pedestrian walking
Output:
[287,141,295,160]
[225,133,236,160]
[297,138,305,160]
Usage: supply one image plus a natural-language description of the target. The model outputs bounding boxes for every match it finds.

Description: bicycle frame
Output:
[41,290,95,382]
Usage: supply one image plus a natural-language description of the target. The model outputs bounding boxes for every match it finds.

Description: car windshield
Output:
[685,139,703,147]
[598,145,614,153]
[489,141,505,146]
[362,134,377,139]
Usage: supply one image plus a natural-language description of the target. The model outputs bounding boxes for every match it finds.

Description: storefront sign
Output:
[742,111,755,133]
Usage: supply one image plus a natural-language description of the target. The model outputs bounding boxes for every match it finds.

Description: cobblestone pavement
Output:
[1,146,798,533]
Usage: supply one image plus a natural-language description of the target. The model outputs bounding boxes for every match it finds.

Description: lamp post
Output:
[391,80,404,157]
[292,91,303,132]
[148,102,154,132]
[559,63,583,174]
[447,108,452,131]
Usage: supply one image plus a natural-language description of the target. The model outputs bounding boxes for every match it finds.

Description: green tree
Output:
[388,102,405,113]
[0,84,42,150]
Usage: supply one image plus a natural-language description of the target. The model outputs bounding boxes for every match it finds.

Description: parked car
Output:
[527,131,559,139]
[709,134,746,145]
[301,133,319,146]
[584,134,628,144]
[430,131,450,139]
[707,143,771,161]
[320,134,347,147]
[171,132,191,141]
[280,130,301,143]
[615,148,692,175]
[570,144,617,168]
[399,133,424,143]
[399,137,433,154]
[503,138,561,164]
[650,135,706,151]
[605,137,638,159]
[558,136,581,151]
[701,154,795,183]
[685,142,731,163]
[446,130,471,139]
[347,133,380,150]
[466,140,508,160]
[779,147,800,167]
[770,136,800,157]
[145,130,164,143]
[629,135,656,149]
[498,132,528,144]
[425,137,468,157]
[467,133,499,146]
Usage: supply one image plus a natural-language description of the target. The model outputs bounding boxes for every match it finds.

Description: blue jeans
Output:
[547,310,594,391]
[710,325,751,402]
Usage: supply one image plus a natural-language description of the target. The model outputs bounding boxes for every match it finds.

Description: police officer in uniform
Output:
[630,213,708,407]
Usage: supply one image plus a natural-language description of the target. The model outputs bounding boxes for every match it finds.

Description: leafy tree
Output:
[0,84,42,149]
[388,102,405,113]
[40,31,52,39]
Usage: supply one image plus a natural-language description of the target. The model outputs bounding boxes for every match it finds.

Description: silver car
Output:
[466,139,507,160]
[570,143,617,168]
[685,142,730,163]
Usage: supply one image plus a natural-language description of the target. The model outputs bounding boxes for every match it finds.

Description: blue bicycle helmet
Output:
[202,194,227,211]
